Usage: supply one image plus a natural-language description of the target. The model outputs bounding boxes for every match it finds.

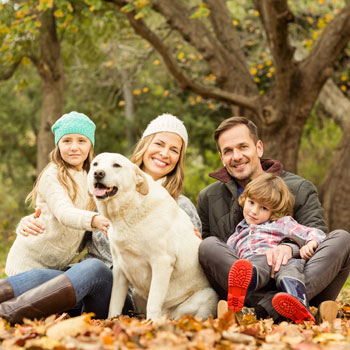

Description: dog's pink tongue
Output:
[93,188,107,196]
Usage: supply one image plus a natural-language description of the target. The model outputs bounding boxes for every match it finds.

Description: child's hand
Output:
[92,215,110,235]
[300,240,318,260]
[18,208,45,236]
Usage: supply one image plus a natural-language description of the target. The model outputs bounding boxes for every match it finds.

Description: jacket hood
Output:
[209,158,283,183]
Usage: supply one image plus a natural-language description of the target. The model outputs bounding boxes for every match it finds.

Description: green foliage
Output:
[119,0,152,20]
[298,107,342,189]
[0,67,39,237]
[190,3,210,19]
[183,148,221,203]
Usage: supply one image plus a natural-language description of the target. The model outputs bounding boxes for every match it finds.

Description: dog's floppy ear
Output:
[134,167,149,195]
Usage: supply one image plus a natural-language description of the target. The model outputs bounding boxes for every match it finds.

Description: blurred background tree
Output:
[0,0,349,272]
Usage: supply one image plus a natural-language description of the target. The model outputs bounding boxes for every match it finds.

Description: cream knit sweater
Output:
[5,164,96,276]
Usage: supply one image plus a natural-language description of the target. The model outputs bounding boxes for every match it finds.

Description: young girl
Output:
[5,111,110,276]
[0,113,201,324]
[225,173,326,323]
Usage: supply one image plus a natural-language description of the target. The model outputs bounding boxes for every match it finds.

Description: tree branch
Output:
[28,55,39,67]
[37,9,63,81]
[318,78,350,130]
[253,0,295,88]
[108,0,258,112]
[301,5,350,84]
[149,0,256,93]
[204,0,246,67]
[0,60,21,80]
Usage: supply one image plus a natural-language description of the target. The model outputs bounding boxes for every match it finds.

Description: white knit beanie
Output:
[142,113,188,149]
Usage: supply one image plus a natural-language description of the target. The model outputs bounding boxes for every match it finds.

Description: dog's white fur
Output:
[88,153,217,320]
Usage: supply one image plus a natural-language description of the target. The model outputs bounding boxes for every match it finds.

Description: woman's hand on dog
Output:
[18,208,45,236]
[91,214,110,235]
[193,227,202,240]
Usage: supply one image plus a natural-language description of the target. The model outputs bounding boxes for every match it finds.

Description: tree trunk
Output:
[319,135,350,232]
[259,118,304,173]
[247,74,319,173]
[35,10,65,173]
[318,79,350,232]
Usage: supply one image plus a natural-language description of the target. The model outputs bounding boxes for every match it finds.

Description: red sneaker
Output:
[272,293,315,324]
[227,260,253,312]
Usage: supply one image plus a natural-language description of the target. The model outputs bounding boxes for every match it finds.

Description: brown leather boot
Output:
[315,300,339,324]
[0,280,14,303]
[0,274,76,324]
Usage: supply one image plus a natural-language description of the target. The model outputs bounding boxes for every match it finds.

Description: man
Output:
[197,116,350,321]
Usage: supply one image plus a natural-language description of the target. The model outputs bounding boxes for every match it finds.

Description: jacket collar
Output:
[209,158,283,183]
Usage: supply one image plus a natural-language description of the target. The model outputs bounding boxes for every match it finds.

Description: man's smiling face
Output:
[218,124,264,187]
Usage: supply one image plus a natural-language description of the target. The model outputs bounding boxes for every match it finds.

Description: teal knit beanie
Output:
[51,111,96,147]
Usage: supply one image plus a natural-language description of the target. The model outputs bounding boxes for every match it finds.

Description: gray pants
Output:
[248,255,305,290]
[199,230,350,319]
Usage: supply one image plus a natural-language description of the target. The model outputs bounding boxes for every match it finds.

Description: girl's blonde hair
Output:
[130,134,185,200]
[239,173,294,221]
[26,145,96,211]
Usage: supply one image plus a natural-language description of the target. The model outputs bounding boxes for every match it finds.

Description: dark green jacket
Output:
[197,159,327,242]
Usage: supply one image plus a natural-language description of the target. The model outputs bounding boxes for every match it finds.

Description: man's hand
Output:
[264,245,292,278]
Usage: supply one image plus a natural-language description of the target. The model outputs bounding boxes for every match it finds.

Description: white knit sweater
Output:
[5,164,96,276]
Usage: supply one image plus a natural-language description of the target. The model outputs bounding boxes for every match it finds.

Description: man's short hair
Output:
[214,116,259,151]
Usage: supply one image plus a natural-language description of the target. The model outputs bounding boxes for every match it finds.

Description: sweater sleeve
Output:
[197,188,211,239]
[178,195,202,233]
[82,230,113,268]
[37,167,96,231]
[304,228,326,244]
[282,217,326,245]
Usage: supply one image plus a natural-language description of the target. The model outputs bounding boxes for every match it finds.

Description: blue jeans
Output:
[6,258,113,319]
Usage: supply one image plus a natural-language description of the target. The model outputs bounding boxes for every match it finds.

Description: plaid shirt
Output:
[227,216,326,259]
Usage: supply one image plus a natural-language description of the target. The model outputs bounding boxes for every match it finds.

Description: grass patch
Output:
[0,239,10,278]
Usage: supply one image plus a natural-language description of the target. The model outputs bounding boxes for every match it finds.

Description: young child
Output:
[226,173,326,323]
[5,111,110,276]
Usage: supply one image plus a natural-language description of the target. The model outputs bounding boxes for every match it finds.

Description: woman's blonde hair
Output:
[130,134,185,200]
[239,173,294,221]
[26,145,96,211]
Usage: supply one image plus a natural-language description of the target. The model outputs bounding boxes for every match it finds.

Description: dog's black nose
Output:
[94,170,105,179]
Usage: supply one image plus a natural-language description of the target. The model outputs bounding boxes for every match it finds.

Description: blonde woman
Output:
[131,113,201,230]
[0,113,201,324]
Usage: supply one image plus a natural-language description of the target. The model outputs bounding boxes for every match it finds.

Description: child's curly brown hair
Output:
[239,173,294,221]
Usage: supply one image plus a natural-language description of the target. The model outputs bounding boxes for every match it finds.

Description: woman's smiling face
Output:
[142,132,183,180]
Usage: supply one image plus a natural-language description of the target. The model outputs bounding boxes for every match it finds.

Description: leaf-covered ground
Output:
[1,290,349,350]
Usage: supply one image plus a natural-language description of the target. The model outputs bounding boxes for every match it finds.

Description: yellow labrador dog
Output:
[88,153,217,320]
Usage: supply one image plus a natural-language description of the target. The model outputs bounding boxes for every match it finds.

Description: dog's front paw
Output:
[150,315,168,325]
[146,309,162,321]
[108,306,121,319]
[108,311,118,319]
